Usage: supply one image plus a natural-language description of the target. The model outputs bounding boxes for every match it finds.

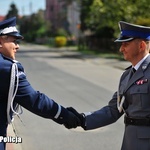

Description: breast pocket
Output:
[130,84,149,109]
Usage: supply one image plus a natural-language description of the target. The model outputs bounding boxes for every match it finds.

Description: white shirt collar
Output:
[134,54,150,70]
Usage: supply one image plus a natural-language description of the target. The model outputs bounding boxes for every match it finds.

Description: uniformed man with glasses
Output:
[0,17,80,150]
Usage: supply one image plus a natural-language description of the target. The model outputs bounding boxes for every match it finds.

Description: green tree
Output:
[80,0,93,32]
[5,3,19,19]
[80,0,150,38]
[20,10,51,42]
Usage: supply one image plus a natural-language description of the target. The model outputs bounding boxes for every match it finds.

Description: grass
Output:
[41,43,125,61]
[77,45,124,60]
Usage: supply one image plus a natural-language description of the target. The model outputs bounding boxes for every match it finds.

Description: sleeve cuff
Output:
[54,104,61,119]
[52,104,69,124]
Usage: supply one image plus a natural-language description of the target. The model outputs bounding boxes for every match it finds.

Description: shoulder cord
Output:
[7,63,23,125]
[117,74,128,116]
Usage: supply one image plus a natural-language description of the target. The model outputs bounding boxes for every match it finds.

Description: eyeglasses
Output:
[13,39,21,45]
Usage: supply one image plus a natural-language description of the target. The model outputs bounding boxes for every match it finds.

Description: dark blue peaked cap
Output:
[115,21,150,42]
[0,17,23,39]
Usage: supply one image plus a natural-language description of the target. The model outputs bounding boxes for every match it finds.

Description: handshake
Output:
[64,107,86,130]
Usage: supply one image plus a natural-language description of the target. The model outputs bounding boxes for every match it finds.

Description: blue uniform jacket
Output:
[0,54,69,137]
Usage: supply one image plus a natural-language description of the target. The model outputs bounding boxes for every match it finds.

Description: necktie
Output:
[129,67,136,79]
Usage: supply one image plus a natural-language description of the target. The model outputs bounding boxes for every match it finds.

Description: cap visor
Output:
[7,32,24,39]
[115,37,134,42]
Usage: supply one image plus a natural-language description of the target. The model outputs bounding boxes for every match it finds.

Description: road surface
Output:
[12,44,130,150]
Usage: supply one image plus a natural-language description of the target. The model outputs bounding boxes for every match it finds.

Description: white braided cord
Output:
[7,63,23,124]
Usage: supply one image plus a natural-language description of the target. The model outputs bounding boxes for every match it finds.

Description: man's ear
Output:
[140,40,147,51]
[0,37,1,47]
[0,37,2,48]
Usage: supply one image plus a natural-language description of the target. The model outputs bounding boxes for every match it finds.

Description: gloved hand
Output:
[64,110,81,129]
[65,107,86,129]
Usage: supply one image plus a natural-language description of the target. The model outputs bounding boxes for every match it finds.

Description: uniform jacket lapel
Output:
[123,55,150,93]
[124,68,144,93]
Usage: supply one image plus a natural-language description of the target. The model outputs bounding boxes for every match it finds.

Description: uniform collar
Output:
[134,54,150,71]
[1,54,18,63]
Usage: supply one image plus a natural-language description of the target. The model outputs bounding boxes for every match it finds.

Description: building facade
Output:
[45,0,80,38]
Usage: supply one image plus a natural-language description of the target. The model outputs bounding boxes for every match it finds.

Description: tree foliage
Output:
[80,0,150,38]
[5,3,51,43]
[5,3,19,19]
[20,10,51,42]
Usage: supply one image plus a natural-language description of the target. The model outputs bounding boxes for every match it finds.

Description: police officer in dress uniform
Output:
[64,21,150,150]
[0,17,80,150]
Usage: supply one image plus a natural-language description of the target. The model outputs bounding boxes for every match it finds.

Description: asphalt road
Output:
[12,44,129,150]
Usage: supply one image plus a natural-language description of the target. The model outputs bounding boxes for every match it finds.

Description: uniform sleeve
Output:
[85,92,123,130]
[14,63,69,124]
